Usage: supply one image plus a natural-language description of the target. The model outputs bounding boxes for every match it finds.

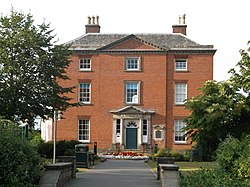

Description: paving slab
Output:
[63,159,160,187]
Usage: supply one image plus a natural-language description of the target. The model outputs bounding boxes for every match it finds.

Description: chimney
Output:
[85,15,101,34]
[172,14,187,36]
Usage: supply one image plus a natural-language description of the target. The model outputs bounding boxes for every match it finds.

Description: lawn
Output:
[147,160,218,173]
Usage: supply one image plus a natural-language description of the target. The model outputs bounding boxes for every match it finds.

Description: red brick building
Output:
[56,16,216,152]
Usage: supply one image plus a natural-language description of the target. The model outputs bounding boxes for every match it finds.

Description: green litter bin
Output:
[75,144,89,168]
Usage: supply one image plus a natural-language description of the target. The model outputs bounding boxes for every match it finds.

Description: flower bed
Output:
[99,151,149,160]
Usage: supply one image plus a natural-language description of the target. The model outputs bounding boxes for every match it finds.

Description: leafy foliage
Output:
[184,42,250,160]
[0,10,75,126]
[152,148,190,161]
[180,169,250,187]
[38,140,80,159]
[0,123,44,186]
[216,135,250,180]
[180,136,250,186]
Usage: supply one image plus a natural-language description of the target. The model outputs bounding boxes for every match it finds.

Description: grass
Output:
[147,160,218,173]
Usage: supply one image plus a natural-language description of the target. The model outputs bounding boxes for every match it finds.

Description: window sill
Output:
[154,138,164,141]
[124,103,141,106]
[79,70,93,72]
[175,103,185,106]
[174,142,187,145]
[78,140,90,143]
[124,70,141,72]
[175,70,189,73]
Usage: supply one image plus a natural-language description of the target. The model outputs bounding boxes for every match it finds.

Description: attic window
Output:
[79,58,91,71]
[125,57,141,71]
[175,59,187,71]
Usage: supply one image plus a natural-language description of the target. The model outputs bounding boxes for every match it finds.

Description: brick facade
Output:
[55,17,215,152]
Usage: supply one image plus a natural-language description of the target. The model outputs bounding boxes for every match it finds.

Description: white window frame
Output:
[142,119,148,143]
[78,119,90,142]
[175,59,187,71]
[125,57,141,71]
[174,120,186,143]
[115,119,121,143]
[125,81,140,104]
[79,83,91,104]
[79,58,91,71]
[116,119,121,135]
[175,82,187,105]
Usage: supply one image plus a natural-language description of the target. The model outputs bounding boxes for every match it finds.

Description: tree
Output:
[0,10,75,125]
[230,42,250,96]
[184,43,250,160]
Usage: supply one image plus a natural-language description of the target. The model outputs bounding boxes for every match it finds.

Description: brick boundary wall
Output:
[38,162,75,187]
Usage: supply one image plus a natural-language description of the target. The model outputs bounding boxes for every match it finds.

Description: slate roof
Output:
[67,33,215,52]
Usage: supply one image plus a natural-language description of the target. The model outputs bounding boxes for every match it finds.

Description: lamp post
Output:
[53,110,61,164]
[53,110,57,164]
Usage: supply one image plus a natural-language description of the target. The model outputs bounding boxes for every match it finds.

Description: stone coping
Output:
[45,162,73,170]
[159,164,179,170]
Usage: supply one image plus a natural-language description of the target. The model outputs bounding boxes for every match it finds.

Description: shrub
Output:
[216,136,242,173]
[155,148,172,157]
[180,169,250,187]
[216,135,250,180]
[38,141,53,158]
[38,140,80,159]
[0,129,44,186]
[29,131,44,147]
[153,148,190,161]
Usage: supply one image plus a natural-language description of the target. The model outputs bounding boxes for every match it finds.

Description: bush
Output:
[180,169,250,187]
[153,148,190,161]
[0,130,44,186]
[29,131,44,147]
[180,135,250,186]
[216,135,250,180]
[38,140,80,159]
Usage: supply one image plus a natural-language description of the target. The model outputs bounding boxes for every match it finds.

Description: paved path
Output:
[63,159,160,187]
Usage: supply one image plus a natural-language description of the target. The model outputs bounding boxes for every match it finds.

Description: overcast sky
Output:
[1,0,250,81]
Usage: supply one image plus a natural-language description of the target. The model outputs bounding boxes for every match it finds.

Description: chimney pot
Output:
[92,16,95,24]
[172,15,187,35]
[182,14,186,24]
[96,15,99,25]
[87,16,91,24]
[179,15,181,24]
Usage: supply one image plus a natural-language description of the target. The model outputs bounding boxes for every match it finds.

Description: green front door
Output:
[126,128,137,149]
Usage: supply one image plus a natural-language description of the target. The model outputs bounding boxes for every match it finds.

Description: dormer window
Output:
[125,57,141,71]
[79,58,91,71]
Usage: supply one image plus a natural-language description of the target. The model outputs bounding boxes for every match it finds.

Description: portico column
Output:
[138,118,142,146]
[120,118,123,145]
